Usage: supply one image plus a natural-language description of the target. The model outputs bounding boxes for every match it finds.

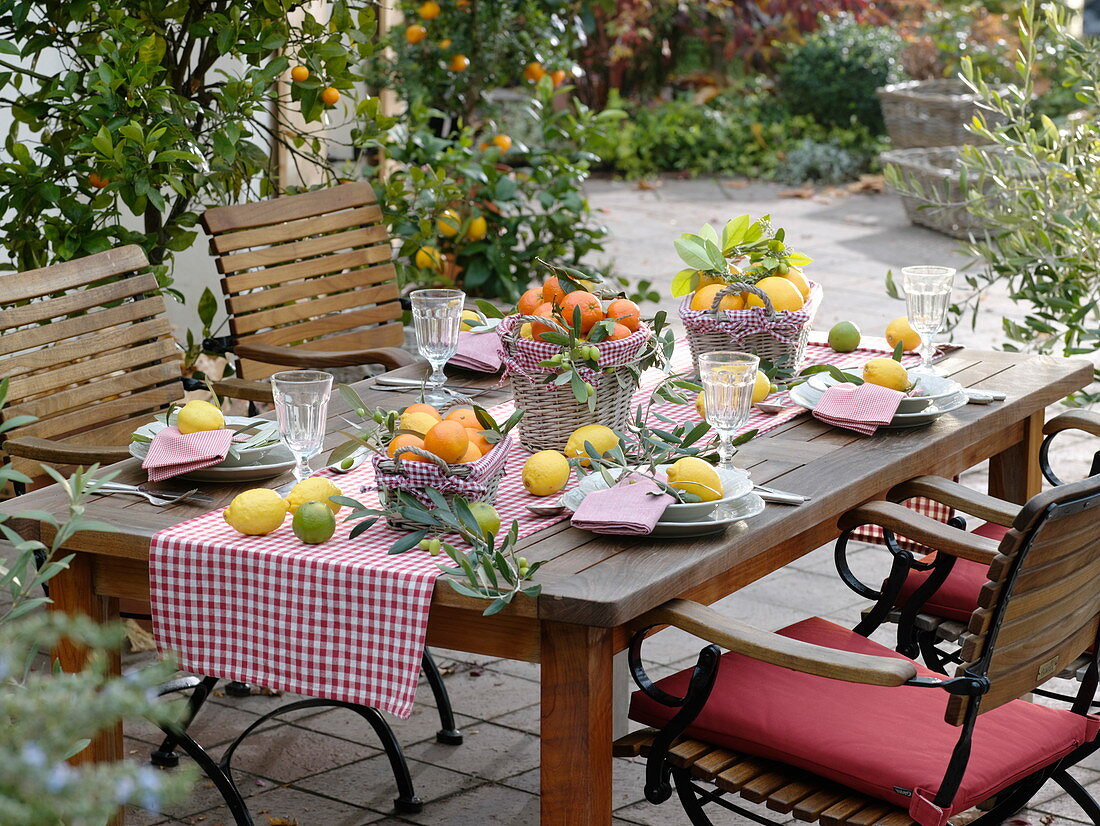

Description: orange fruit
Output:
[523,61,545,83]
[439,38,452,49]
[291,65,310,82]
[388,433,430,462]
[403,402,442,422]
[466,428,493,456]
[530,302,556,340]
[605,322,632,341]
[492,134,512,152]
[406,24,428,44]
[605,298,641,332]
[449,54,470,72]
[458,443,482,463]
[320,87,340,105]
[518,286,544,315]
[88,172,108,189]
[423,420,470,464]
[559,291,603,334]
[419,0,441,18]
[444,407,480,428]
[550,69,567,86]
[542,276,567,306]
[457,0,470,8]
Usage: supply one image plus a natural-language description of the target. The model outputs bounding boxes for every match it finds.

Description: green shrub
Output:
[777,15,904,132]
[774,139,865,185]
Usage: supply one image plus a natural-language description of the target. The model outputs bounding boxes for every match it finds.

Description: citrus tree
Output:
[0,0,391,297]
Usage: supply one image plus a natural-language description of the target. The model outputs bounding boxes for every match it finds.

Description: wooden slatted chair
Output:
[834,410,1100,687]
[618,473,1100,826]
[200,182,415,385]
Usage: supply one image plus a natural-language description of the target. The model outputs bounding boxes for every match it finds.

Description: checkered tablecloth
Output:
[150,334,946,717]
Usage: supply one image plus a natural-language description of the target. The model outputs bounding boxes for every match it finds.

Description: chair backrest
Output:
[949,474,1100,725]
[201,182,403,380]
[0,246,181,475]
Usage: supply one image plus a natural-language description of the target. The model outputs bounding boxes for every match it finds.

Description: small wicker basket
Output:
[877,79,1003,149]
[880,146,986,239]
[681,281,821,374]
[498,315,651,453]
[373,438,512,530]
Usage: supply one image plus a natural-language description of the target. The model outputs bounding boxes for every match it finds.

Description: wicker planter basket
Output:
[681,280,822,374]
[880,146,987,239]
[373,437,512,530]
[878,79,1003,149]
[497,314,650,453]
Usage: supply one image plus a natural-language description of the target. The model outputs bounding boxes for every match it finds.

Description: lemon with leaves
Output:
[224,489,289,536]
[564,425,619,466]
[177,399,225,434]
[862,358,911,392]
[287,477,343,514]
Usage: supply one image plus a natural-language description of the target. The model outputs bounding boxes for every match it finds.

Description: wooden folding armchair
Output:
[834,409,1100,689]
[617,473,1100,826]
[200,182,415,387]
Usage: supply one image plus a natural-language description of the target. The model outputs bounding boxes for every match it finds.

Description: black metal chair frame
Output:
[626,481,1100,826]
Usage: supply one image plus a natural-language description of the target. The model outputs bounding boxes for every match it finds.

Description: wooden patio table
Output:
[0,348,1090,826]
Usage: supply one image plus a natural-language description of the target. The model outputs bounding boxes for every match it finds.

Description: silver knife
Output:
[371,375,496,393]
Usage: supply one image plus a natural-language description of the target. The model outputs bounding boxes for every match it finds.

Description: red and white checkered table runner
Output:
[150,335,945,717]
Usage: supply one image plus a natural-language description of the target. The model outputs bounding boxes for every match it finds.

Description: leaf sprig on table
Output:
[333,491,542,617]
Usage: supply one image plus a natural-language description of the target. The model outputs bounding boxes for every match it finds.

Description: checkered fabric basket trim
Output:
[679,281,823,347]
[497,313,651,384]
[372,437,512,504]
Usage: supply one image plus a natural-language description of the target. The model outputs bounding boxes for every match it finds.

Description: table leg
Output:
[541,621,614,826]
[989,410,1044,504]
[50,552,125,826]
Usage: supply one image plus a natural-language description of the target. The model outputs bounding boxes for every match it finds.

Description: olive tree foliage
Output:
[0,0,390,297]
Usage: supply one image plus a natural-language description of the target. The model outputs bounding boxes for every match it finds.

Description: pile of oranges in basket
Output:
[387,404,496,465]
[515,275,643,343]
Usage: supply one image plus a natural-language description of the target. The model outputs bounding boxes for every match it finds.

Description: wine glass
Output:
[410,288,465,407]
[902,266,955,375]
[699,351,759,517]
[271,370,333,486]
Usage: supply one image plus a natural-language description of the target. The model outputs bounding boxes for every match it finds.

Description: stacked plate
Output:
[561,465,766,537]
[129,416,296,482]
[790,373,967,429]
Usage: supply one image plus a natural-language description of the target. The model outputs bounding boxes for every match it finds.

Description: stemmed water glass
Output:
[699,351,759,518]
[902,265,955,375]
[410,288,466,407]
[271,370,333,486]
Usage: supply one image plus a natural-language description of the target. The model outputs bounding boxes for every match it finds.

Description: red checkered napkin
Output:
[812,383,905,436]
[451,331,504,373]
[142,426,233,482]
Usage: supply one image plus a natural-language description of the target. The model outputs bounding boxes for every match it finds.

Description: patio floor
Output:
[8,179,1095,825]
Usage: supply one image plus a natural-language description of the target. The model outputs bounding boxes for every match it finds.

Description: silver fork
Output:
[96,483,204,507]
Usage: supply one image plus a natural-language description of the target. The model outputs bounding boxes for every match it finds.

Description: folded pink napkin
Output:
[142,426,234,482]
[450,331,503,373]
[571,474,676,535]
[812,383,905,436]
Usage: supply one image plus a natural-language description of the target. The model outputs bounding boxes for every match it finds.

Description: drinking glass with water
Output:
[699,351,759,517]
[271,370,333,485]
[410,288,466,406]
[901,266,955,375]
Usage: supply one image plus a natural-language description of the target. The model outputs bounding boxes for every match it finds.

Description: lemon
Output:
[564,424,620,466]
[176,399,225,434]
[467,502,501,537]
[398,410,440,437]
[224,489,289,536]
[437,209,461,238]
[862,358,911,392]
[519,322,535,340]
[292,501,337,544]
[415,246,443,272]
[690,283,742,312]
[752,370,772,404]
[286,477,343,514]
[828,321,861,353]
[522,450,571,497]
[467,215,488,241]
[665,457,723,502]
[885,317,921,352]
[460,309,482,331]
[695,390,706,419]
[783,268,812,299]
[744,276,805,312]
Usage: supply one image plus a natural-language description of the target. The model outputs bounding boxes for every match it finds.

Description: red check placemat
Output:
[150,335,942,717]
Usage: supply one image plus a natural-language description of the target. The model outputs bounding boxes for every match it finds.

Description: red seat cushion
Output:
[629,616,1098,826]
[893,521,1010,623]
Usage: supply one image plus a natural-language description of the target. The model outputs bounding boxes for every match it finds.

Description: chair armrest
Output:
[3,436,132,466]
[887,475,1017,527]
[637,599,917,687]
[1043,409,1100,439]
[234,341,417,370]
[212,378,274,404]
[838,500,1001,565]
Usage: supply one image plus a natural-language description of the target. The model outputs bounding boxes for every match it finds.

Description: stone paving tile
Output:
[410,663,541,719]
[487,701,539,735]
[731,567,869,617]
[503,755,649,811]
[289,704,479,749]
[208,722,384,785]
[180,784,384,826]
[1030,774,1100,823]
[404,720,541,783]
[296,754,473,813]
[399,781,540,825]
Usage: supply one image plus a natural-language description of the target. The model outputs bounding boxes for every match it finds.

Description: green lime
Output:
[467,502,501,537]
[292,501,337,545]
[827,321,861,353]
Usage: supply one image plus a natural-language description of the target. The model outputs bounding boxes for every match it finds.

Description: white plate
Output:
[805,372,962,414]
[130,416,283,468]
[649,493,766,537]
[788,383,968,430]
[560,465,753,522]
[164,450,297,483]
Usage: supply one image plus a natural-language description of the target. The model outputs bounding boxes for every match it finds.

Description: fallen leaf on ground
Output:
[847,174,886,193]
[635,178,661,191]
[779,187,816,199]
[124,618,156,652]
[724,179,749,188]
